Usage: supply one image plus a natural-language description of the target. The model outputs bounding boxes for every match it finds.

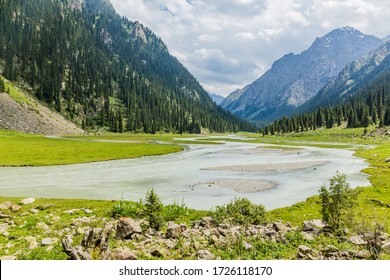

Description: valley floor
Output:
[0,127,389,260]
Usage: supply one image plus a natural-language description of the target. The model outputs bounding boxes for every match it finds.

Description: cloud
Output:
[110,0,390,96]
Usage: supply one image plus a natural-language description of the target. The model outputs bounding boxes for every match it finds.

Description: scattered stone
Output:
[385,158,390,163]
[82,208,93,214]
[0,212,11,219]
[10,205,21,212]
[30,209,39,214]
[298,245,315,258]
[303,219,326,232]
[3,231,9,237]
[197,250,214,260]
[0,201,13,210]
[37,204,55,210]
[21,198,35,205]
[116,218,142,240]
[166,222,182,239]
[150,247,168,258]
[113,247,137,260]
[0,256,17,260]
[41,238,54,246]
[36,222,50,231]
[62,236,92,260]
[300,231,315,241]
[200,217,216,228]
[243,241,253,250]
[379,242,390,254]
[63,209,81,214]
[355,250,370,259]
[0,223,9,233]
[349,235,367,245]
[273,221,289,232]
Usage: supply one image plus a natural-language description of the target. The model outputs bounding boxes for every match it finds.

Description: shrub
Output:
[109,199,143,218]
[144,189,163,230]
[319,172,358,232]
[212,197,268,225]
[163,200,188,222]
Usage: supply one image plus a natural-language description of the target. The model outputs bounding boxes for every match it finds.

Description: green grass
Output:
[0,130,183,166]
[1,75,32,105]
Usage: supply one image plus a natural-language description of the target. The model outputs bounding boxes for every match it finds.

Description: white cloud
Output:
[110,0,390,96]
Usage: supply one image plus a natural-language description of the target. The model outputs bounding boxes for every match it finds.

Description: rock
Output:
[193,241,202,250]
[243,241,253,250]
[303,219,326,232]
[385,158,390,163]
[82,208,93,214]
[0,223,9,233]
[166,222,182,239]
[63,209,81,214]
[298,245,315,259]
[349,235,367,245]
[197,250,214,260]
[3,231,9,237]
[10,205,21,212]
[116,218,142,240]
[381,242,390,254]
[355,250,370,259]
[41,238,54,246]
[36,222,50,231]
[21,198,35,205]
[113,247,137,260]
[0,201,13,210]
[300,231,315,241]
[37,204,55,210]
[0,256,17,260]
[273,221,289,232]
[218,227,228,237]
[0,212,11,219]
[150,247,168,258]
[25,236,37,244]
[200,217,216,228]
[62,236,92,260]
[29,209,39,214]
[209,235,219,245]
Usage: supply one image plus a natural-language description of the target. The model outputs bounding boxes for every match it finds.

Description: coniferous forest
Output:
[0,0,254,133]
[261,70,390,135]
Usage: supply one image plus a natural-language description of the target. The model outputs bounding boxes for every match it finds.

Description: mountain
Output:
[208,93,224,105]
[0,0,252,133]
[298,41,390,111]
[222,27,383,124]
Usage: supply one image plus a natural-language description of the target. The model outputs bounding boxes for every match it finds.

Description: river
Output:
[0,138,370,210]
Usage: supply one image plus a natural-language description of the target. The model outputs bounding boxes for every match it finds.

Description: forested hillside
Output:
[262,70,390,135]
[0,0,252,133]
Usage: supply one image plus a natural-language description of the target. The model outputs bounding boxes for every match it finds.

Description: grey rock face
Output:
[222,27,383,123]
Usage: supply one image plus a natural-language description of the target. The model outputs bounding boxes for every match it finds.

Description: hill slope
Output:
[0,0,252,133]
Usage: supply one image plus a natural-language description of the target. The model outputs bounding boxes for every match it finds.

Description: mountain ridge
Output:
[222,26,383,124]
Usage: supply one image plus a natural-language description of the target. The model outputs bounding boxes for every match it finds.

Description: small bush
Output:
[163,200,188,222]
[319,172,358,233]
[109,199,143,218]
[212,197,268,225]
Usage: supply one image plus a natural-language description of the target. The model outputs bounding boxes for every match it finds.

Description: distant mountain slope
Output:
[0,0,252,133]
[298,41,390,112]
[208,93,224,105]
[222,27,383,124]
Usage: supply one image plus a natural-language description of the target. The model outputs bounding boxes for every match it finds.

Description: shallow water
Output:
[0,139,370,210]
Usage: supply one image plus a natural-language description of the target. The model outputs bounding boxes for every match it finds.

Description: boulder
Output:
[349,235,367,245]
[0,212,11,219]
[385,158,390,163]
[113,247,137,260]
[41,238,55,246]
[197,250,214,260]
[166,222,182,239]
[36,222,50,231]
[303,219,326,232]
[298,245,315,258]
[200,217,216,228]
[21,198,35,205]
[149,247,168,258]
[62,236,92,260]
[116,218,142,240]
[300,231,315,241]
[0,223,9,233]
[0,201,13,210]
[273,221,290,232]
[10,205,21,212]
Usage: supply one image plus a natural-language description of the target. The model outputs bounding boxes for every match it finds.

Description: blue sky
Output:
[111,0,390,96]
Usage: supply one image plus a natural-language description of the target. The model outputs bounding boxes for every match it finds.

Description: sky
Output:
[110,0,390,97]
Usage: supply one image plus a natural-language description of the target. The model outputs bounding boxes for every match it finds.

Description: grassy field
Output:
[0,129,184,166]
